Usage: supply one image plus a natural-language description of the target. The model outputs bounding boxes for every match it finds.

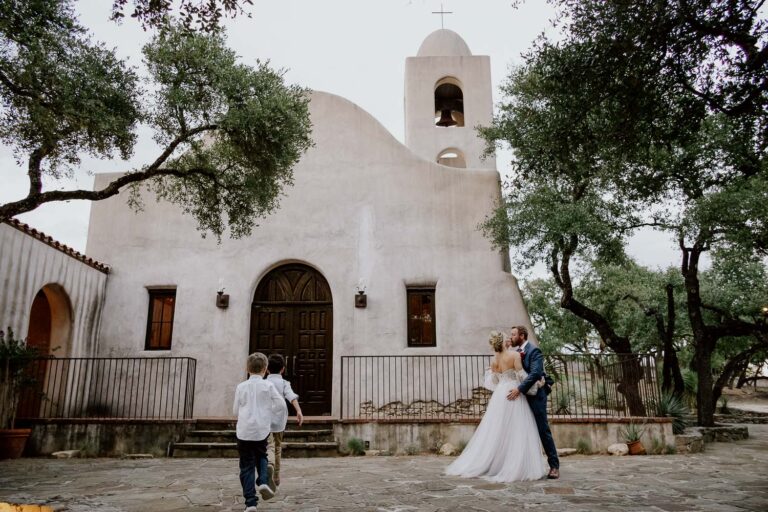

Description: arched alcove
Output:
[434,77,464,127]
[27,283,72,357]
[437,148,467,168]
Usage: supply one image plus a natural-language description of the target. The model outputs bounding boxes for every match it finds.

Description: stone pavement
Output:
[2,424,767,512]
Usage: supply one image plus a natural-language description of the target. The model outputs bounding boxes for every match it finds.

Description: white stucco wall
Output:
[0,221,108,357]
[85,90,532,417]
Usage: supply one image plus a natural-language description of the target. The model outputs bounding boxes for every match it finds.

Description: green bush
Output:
[682,370,698,408]
[575,438,592,455]
[620,422,646,443]
[554,392,572,415]
[346,437,365,456]
[650,437,664,455]
[655,392,689,435]
[404,444,419,455]
[719,396,731,415]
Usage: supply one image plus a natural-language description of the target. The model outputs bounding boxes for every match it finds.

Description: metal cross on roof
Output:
[431,3,453,29]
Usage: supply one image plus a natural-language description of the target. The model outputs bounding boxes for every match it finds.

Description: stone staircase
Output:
[170,418,340,458]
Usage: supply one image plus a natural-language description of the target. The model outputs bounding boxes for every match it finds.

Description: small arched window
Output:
[434,77,464,127]
[437,148,466,168]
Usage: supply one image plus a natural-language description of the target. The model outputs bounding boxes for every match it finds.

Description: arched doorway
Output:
[20,284,73,418]
[250,264,333,416]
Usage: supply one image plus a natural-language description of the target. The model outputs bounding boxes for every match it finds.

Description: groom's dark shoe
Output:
[547,468,560,479]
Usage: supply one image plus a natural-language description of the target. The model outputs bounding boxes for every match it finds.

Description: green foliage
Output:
[0,327,39,429]
[655,392,689,435]
[650,437,665,455]
[554,391,572,415]
[719,396,731,415]
[683,370,698,408]
[665,444,677,455]
[488,0,768,426]
[575,438,592,455]
[404,444,419,456]
[111,0,252,32]
[346,437,365,456]
[619,422,646,443]
[0,1,313,240]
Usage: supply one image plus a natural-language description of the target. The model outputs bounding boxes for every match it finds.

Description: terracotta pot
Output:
[0,428,32,459]
[627,439,646,455]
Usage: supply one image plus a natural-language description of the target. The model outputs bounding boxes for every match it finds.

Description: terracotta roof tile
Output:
[4,219,110,274]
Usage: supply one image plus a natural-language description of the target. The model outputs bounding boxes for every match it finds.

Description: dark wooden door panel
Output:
[250,264,333,416]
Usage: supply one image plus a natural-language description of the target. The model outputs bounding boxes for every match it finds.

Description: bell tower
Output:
[404,29,495,169]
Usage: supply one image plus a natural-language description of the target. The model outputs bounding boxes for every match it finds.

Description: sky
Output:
[0,0,682,278]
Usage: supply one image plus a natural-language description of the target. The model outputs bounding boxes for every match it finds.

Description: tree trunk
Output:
[693,342,716,427]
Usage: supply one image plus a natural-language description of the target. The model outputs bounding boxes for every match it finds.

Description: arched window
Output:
[437,148,466,168]
[434,77,464,127]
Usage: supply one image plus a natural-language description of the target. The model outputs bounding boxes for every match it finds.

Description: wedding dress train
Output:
[445,369,548,482]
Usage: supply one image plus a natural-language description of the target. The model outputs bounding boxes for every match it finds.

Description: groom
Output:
[506,326,560,479]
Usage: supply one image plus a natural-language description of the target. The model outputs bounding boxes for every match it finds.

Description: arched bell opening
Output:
[434,77,464,127]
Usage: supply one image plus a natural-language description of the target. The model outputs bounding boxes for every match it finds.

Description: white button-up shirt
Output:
[266,374,299,402]
[233,374,287,441]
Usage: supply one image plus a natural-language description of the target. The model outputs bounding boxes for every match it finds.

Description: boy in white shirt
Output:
[266,353,304,487]
[233,352,287,511]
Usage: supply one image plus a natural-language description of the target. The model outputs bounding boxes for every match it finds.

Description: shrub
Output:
[347,437,365,456]
[655,392,689,435]
[404,444,419,455]
[554,392,572,415]
[665,444,677,455]
[575,438,592,454]
[682,370,698,408]
[0,327,39,429]
[650,437,664,455]
[719,396,731,415]
[590,383,609,409]
[620,422,646,443]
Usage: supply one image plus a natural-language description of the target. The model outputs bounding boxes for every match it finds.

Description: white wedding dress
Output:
[445,368,548,482]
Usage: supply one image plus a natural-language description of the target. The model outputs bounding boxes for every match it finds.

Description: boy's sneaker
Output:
[267,463,277,491]
[244,506,258,512]
[257,484,275,501]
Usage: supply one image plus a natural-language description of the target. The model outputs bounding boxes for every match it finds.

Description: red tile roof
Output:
[4,218,110,274]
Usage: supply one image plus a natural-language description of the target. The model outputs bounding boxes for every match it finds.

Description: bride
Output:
[445,331,548,482]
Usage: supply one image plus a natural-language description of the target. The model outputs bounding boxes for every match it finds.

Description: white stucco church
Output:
[72,29,534,418]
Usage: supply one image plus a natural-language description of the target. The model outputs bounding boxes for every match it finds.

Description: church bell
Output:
[436,108,457,127]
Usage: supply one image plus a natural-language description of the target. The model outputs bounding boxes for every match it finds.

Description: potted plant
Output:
[620,421,646,455]
[0,327,38,459]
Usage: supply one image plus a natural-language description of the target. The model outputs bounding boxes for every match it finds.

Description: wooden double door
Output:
[250,264,333,416]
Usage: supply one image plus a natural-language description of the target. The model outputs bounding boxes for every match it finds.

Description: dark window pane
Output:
[146,289,176,350]
[406,288,436,347]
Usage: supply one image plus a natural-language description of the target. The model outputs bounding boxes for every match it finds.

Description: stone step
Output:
[171,441,340,458]
[186,429,335,443]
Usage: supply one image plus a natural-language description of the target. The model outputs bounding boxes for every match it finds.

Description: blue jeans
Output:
[237,437,269,507]
[527,391,560,469]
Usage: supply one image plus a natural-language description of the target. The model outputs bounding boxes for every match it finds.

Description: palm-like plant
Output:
[655,392,689,435]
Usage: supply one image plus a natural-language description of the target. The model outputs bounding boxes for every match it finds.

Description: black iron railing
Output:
[17,357,196,420]
[340,353,660,420]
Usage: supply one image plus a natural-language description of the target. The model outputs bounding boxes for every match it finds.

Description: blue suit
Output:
[518,344,559,470]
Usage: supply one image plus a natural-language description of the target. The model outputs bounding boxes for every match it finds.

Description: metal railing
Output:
[17,357,196,420]
[340,353,660,420]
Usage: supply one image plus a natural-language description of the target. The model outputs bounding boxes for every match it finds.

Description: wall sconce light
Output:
[355,280,367,308]
[216,278,229,308]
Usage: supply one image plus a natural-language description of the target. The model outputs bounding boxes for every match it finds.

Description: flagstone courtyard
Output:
[1,424,767,512]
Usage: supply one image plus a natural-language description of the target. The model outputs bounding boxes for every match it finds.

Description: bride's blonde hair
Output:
[488,331,504,353]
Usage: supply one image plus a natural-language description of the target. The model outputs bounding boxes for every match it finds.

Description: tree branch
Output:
[0,124,218,221]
